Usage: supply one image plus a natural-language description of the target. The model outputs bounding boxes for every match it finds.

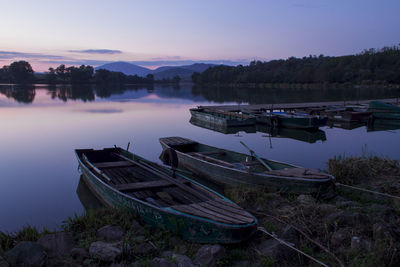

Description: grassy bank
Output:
[1,155,400,266]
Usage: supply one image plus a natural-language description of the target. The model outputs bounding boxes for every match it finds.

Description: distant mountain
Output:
[95,62,216,81]
[95,62,151,76]
[152,63,215,81]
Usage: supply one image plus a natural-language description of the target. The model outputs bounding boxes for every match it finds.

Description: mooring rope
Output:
[257,226,329,267]
[336,182,400,201]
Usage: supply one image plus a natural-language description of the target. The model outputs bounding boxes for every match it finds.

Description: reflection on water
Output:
[1,83,399,105]
[0,83,399,232]
[76,175,104,210]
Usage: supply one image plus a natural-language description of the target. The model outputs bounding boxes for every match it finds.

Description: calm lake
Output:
[0,83,399,232]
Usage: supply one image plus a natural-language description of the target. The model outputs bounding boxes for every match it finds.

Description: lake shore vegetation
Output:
[192,46,400,86]
[1,155,399,266]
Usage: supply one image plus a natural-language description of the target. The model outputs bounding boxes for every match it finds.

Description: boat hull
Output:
[190,108,256,127]
[160,142,334,194]
[76,151,257,243]
[255,113,327,129]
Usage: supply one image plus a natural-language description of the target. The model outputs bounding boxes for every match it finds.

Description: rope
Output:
[336,182,400,201]
[257,226,329,267]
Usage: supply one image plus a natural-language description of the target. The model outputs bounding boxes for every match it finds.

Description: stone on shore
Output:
[97,225,125,241]
[89,241,122,262]
[194,244,225,267]
[37,232,74,258]
[5,241,47,267]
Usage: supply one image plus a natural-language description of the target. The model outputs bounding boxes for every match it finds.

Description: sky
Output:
[0,0,399,71]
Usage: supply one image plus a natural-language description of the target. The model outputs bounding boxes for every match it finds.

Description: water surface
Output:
[0,84,399,232]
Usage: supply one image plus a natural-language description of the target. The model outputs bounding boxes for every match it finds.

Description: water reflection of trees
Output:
[47,84,95,102]
[191,85,400,104]
[0,84,36,103]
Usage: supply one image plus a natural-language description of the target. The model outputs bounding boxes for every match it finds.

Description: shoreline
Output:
[1,155,400,266]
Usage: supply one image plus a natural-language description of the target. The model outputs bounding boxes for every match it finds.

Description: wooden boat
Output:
[190,107,256,127]
[159,137,334,194]
[368,101,400,120]
[256,124,326,144]
[189,117,257,134]
[75,147,257,243]
[254,111,327,129]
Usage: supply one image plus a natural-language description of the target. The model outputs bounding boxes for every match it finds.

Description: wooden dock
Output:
[199,98,400,112]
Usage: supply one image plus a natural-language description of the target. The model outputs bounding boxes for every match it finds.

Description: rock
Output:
[194,244,225,267]
[37,232,74,258]
[161,251,173,258]
[172,254,196,267]
[97,225,125,242]
[70,247,89,261]
[297,194,315,205]
[330,228,351,247]
[350,236,371,250]
[5,241,47,267]
[89,241,122,262]
[150,257,176,267]
[134,242,156,255]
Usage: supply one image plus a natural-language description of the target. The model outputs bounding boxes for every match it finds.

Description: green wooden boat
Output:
[75,147,257,243]
[159,137,334,194]
[368,101,400,120]
[254,111,327,129]
[190,107,256,127]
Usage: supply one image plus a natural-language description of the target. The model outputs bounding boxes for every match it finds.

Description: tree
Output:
[46,67,57,83]
[56,64,67,82]
[8,61,34,83]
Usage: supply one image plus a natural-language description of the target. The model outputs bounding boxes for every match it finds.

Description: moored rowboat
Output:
[75,147,257,243]
[159,137,334,194]
[190,107,256,127]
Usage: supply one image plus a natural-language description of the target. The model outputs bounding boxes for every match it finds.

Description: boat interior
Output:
[161,137,332,180]
[76,148,254,225]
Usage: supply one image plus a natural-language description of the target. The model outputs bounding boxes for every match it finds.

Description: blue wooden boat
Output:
[368,101,400,120]
[75,147,257,243]
[255,111,327,129]
[160,137,334,194]
[190,107,256,127]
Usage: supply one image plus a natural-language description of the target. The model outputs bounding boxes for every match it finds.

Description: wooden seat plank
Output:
[188,152,234,168]
[189,203,246,224]
[171,204,233,224]
[115,180,173,191]
[208,201,254,220]
[199,201,254,223]
[94,161,133,168]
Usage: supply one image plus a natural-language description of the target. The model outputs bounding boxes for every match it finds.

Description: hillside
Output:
[95,62,151,76]
[96,62,215,80]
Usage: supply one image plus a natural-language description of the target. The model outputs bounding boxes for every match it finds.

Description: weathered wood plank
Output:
[115,180,174,191]
[189,204,245,224]
[199,201,254,223]
[188,152,234,168]
[171,204,234,224]
[94,161,133,168]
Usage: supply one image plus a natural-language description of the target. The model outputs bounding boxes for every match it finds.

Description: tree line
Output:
[0,61,180,84]
[192,46,400,85]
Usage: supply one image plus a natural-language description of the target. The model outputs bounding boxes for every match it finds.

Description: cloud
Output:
[151,56,182,60]
[0,51,69,60]
[68,49,122,54]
